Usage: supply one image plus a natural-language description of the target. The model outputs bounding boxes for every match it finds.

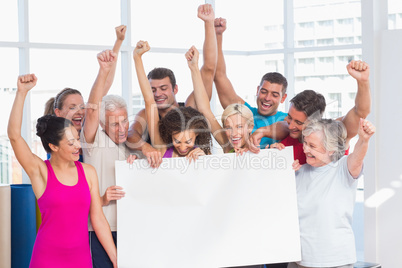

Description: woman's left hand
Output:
[358,118,375,141]
[292,159,302,171]
[234,147,249,156]
[186,147,205,163]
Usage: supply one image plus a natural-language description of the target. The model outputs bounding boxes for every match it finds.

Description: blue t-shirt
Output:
[244,102,287,148]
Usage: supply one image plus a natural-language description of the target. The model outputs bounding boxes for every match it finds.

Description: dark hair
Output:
[147,68,176,89]
[36,115,73,153]
[159,107,212,155]
[50,88,82,112]
[259,72,288,94]
[290,90,326,117]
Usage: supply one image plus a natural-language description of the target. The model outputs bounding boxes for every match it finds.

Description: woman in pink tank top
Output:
[8,74,118,267]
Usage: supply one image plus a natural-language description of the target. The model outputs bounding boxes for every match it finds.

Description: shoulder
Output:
[80,162,97,178]
[244,102,258,114]
[135,108,146,118]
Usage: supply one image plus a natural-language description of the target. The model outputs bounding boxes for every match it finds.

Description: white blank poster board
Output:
[116,147,301,268]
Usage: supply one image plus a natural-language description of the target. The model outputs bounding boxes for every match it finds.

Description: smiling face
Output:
[149,77,178,111]
[303,131,333,167]
[285,104,307,140]
[256,81,287,117]
[101,108,129,144]
[54,93,85,132]
[171,129,198,156]
[224,114,253,149]
[54,126,81,161]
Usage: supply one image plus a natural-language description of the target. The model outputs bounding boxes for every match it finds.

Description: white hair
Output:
[302,118,347,162]
[100,95,127,124]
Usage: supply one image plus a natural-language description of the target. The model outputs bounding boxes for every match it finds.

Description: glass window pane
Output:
[388,0,402,30]
[131,1,203,49]
[0,0,18,41]
[30,49,122,159]
[215,0,284,50]
[294,0,361,48]
[30,0,120,45]
[0,48,21,184]
[294,49,362,120]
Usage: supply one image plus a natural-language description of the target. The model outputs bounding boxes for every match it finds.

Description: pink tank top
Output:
[29,160,92,268]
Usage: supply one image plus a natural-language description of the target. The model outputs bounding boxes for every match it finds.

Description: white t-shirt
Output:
[81,127,131,232]
[295,156,362,267]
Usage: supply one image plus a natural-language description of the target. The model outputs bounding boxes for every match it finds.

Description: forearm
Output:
[103,40,124,93]
[355,80,371,118]
[8,91,27,141]
[112,39,123,55]
[201,20,217,100]
[270,121,290,140]
[191,66,211,113]
[88,69,111,108]
[91,215,117,265]
[214,33,226,79]
[255,122,288,140]
[126,130,148,151]
[134,55,154,103]
[347,138,369,177]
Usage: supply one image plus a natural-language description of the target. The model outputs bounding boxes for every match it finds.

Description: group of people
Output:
[7,4,375,268]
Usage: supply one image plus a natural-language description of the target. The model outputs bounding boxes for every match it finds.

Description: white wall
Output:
[364,29,402,267]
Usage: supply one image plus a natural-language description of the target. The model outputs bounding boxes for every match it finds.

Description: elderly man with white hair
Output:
[81,50,140,268]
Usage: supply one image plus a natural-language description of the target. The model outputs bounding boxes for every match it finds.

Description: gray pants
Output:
[287,262,353,268]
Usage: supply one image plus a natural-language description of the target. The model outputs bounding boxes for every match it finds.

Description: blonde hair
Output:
[221,103,254,128]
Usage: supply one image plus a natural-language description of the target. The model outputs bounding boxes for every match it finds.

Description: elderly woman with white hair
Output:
[287,118,375,268]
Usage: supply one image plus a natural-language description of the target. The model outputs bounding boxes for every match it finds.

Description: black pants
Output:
[265,264,289,268]
[89,231,117,268]
[226,265,264,268]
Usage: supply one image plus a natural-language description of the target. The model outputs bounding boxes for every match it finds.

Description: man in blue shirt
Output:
[213,17,288,149]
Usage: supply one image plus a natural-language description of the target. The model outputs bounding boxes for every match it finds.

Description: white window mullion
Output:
[121,0,133,116]
[18,0,31,184]
[284,0,295,110]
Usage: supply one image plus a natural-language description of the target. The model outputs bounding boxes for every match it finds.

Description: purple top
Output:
[163,147,174,158]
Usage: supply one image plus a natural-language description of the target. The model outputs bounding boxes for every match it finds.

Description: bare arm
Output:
[104,25,127,94]
[186,4,217,108]
[7,74,47,197]
[347,119,375,178]
[248,121,290,153]
[133,41,164,149]
[82,50,116,144]
[339,60,371,146]
[126,109,148,150]
[214,17,244,109]
[86,164,117,268]
[186,46,230,151]
[126,109,163,168]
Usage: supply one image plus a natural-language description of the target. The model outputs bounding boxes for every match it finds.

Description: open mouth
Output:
[261,102,272,110]
[178,150,189,155]
[231,137,242,144]
[71,117,83,126]
[155,98,167,104]
[119,134,127,140]
[306,154,315,159]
